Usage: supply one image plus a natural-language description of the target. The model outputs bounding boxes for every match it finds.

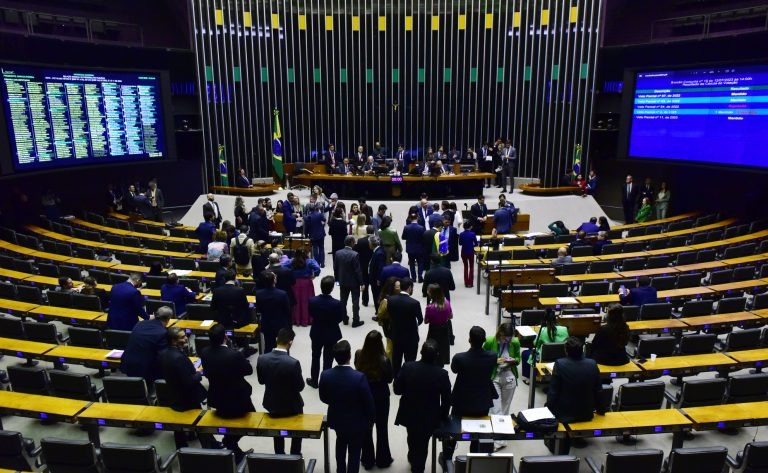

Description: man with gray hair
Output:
[121,305,173,382]
[335,235,364,327]
[108,272,148,331]
[258,252,296,308]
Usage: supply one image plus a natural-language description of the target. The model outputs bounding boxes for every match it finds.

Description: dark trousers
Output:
[263,330,277,354]
[406,427,433,473]
[340,285,361,323]
[501,163,515,191]
[408,252,424,282]
[392,339,418,377]
[312,239,325,266]
[222,434,244,453]
[361,280,370,306]
[335,429,364,473]
[151,206,163,222]
[461,253,475,287]
[311,338,335,382]
[172,431,218,449]
[361,396,392,468]
[623,203,635,224]
[274,436,303,455]
[442,413,486,462]
[371,282,381,313]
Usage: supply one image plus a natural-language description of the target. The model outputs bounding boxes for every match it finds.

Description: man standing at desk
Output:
[121,306,172,382]
[108,273,148,331]
[492,205,518,237]
[320,340,375,473]
[255,271,292,353]
[305,203,327,268]
[211,270,252,330]
[256,328,305,456]
[145,179,164,222]
[470,195,488,234]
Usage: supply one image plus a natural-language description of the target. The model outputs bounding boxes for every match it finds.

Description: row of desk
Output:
[69,217,198,244]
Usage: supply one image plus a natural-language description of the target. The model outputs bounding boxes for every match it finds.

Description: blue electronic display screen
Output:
[628,65,768,168]
[1,64,166,171]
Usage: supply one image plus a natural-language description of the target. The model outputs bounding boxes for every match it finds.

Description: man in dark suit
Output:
[478,143,496,188]
[256,328,305,455]
[210,270,251,329]
[619,275,658,307]
[335,235,364,328]
[319,340,375,473]
[378,252,410,285]
[394,144,408,171]
[213,256,234,289]
[422,220,441,273]
[621,174,640,224]
[441,326,498,467]
[307,276,345,389]
[387,278,423,377]
[202,193,223,228]
[546,336,604,453]
[427,203,443,229]
[354,229,374,307]
[255,270,292,352]
[108,273,148,331]
[201,324,255,462]
[368,236,387,313]
[569,230,592,252]
[469,196,488,234]
[401,214,426,283]
[354,145,367,165]
[416,199,433,228]
[158,327,219,449]
[121,306,172,382]
[337,157,353,175]
[394,340,451,473]
[305,203,327,267]
[247,206,269,242]
[235,168,252,188]
[499,144,517,192]
[422,255,456,302]
[257,253,296,308]
[639,177,655,204]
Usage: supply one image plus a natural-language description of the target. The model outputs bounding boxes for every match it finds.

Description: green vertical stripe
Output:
[287,68,295,83]
[340,68,348,83]
[524,66,532,81]
[469,67,478,83]
[443,68,452,83]
[417,68,425,83]
[392,68,400,83]
[551,65,560,80]
[313,68,322,83]
[366,68,374,83]
[496,67,505,83]
[580,63,589,79]
[233,66,241,82]
[260,67,269,82]
[204,65,213,82]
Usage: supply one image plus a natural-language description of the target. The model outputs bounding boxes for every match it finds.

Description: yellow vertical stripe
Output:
[404,16,413,31]
[541,9,550,26]
[325,15,333,31]
[271,13,279,29]
[513,11,521,28]
[570,6,579,23]
[243,11,252,27]
[352,15,360,31]
[485,13,493,29]
[214,9,224,26]
[298,14,307,30]
[378,16,387,31]
[431,15,440,31]
[458,14,466,30]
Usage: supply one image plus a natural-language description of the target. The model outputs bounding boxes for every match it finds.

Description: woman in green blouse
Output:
[635,197,652,223]
[483,323,521,450]
[523,309,569,383]
[378,215,402,263]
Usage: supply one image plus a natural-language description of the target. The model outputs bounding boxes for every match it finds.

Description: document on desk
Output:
[517,326,537,337]
[168,270,191,277]
[201,294,213,302]
[461,419,493,433]
[491,415,515,434]
[105,349,124,359]
[201,320,214,327]
[556,297,578,304]
[519,407,554,423]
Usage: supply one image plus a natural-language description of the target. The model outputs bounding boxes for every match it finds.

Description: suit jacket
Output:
[146,188,164,208]
[201,344,255,417]
[305,211,327,241]
[108,281,148,331]
[158,346,207,411]
[336,163,352,175]
[195,221,217,254]
[622,183,639,207]
[203,201,222,226]
[319,365,375,433]
[213,267,229,289]
[427,212,443,230]
[387,293,423,343]
[309,294,345,344]
[247,210,270,242]
[210,283,251,328]
[640,185,655,203]
[354,236,373,280]
[422,228,438,257]
[470,203,488,220]
[547,356,603,423]
[368,246,387,287]
[450,348,498,417]
[256,349,304,416]
[264,264,296,306]
[235,175,251,188]
[160,283,197,316]
[621,285,658,307]
[255,287,291,337]
[120,318,167,381]
[401,223,426,256]
[416,206,433,228]
[379,263,410,285]
[394,360,451,430]
[334,246,363,288]
[422,266,456,300]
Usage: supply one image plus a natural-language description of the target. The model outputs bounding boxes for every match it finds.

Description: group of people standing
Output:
[621,175,671,224]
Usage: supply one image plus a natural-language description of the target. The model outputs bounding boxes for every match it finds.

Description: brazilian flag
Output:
[218,144,228,186]
[272,109,284,180]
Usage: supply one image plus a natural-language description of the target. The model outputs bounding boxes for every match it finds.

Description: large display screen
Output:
[0,64,167,171]
[628,64,768,168]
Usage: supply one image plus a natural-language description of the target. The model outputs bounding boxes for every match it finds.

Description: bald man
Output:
[203,194,222,228]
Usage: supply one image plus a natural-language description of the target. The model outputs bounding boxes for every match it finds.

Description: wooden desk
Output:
[683,402,762,430]
[196,411,265,435]
[0,267,36,281]
[22,275,63,287]
[658,287,715,301]
[0,391,89,428]
[619,267,680,278]
[111,264,154,273]
[611,212,700,230]
[536,361,642,382]
[674,261,727,272]
[32,306,106,327]
[258,414,325,439]
[565,409,690,451]
[0,337,54,358]
[43,345,120,369]
[637,352,736,377]
[577,294,620,306]
[725,348,768,369]
[78,402,145,426]
[627,319,688,335]
[170,319,259,339]
[557,273,622,283]
[64,257,118,269]
[679,312,762,330]
[565,412,634,437]
[620,409,692,435]
[0,298,39,315]
[709,279,768,294]
[109,211,196,231]
[135,406,204,430]
[71,217,197,243]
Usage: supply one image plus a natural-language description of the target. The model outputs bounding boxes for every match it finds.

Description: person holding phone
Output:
[483,323,521,451]
[618,276,658,307]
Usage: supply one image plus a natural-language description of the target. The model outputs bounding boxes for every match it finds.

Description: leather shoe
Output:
[352,320,365,328]
[306,378,318,389]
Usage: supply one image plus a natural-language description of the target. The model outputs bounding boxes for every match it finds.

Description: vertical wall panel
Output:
[192,0,602,187]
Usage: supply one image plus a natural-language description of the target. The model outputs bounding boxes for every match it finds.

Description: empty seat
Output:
[717,297,747,314]
[668,235,689,248]
[40,438,101,473]
[726,441,768,473]
[512,249,537,260]
[144,239,167,251]
[47,290,74,308]
[722,246,742,259]
[58,265,82,281]
[627,227,647,238]
[690,233,708,245]
[49,370,104,401]
[101,442,175,473]
[540,343,566,363]
[534,235,555,245]
[76,246,97,260]
[733,266,756,282]
[71,293,102,311]
[648,239,669,251]
[585,449,663,473]
[12,259,36,273]
[8,365,49,395]
[521,310,545,326]
[754,292,768,310]
[503,238,525,247]
[198,260,222,272]
[145,299,176,317]
[0,282,16,299]
[561,308,598,316]
[560,262,589,275]
[666,446,728,473]
[23,321,66,344]
[639,302,673,320]
[37,262,60,278]
[0,315,24,338]
[103,376,153,405]
[105,329,132,349]
[674,252,697,266]
[665,378,727,409]
[613,381,665,411]
[538,284,569,298]
[721,328,762,352]
[680,300,713,317]
[646,255,671,269]
[707,230,723,242]
[0,430,38,472]
[109,272,130,285]
[88,269,111,284]
[678,334,717,355]
[622,305,640,322]
[668,220,693,232]
[623,242,646,253]
[178,448,243,473]
[106,234,125,246]
[725,373,768,403]
[123,237,143,248]
[589,260,614,274]
[697,249,717,263]
[651,276,676,291]
[193,336,210,357]
[570,246,593,258]
[142,254,167,268]
[67,327,103,348]
[556,234,576,244]
[185,304,216,321]
[171,257,197,271]
[179,278,201,293]
[621,258,646,271]
[635,337,677,358]
[16,285,43,304]
[600,243,623,255]
[709,269,733,286]
[246,453,316,473]
[117,252,143,266]
[580,281,610,296]
[518,455,579,473]
[677,272,703,289]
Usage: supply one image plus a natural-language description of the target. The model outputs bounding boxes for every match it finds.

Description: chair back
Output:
[16,285,42,304]
[733,266,756,282]
[741,441,768,473]
[198,260,221,272]
[680,300,713,318]
[0,430,36,472]
[667,446,727,473]
[579,282,610,296]
[512,249,537,260]
[178,448,236,473]
[47,291,74,308]
[103,376,152,405]
[145,299,176,317]
[8,365,49,395]
[717,297,747,314]
[171,258,197,271]
[154,380,173,408]
[561,263,589,276]
[650,276,676,291]
[636,337,677,358]
[0,316,24,338]
[185,304,216,321]
[72,293,102,312]
[538,283,569,298]
[614,381,665,411]
[676,272,703,288]
[678,334,716,355]
[603,449,663,473]
[589,260,614,274]
[521,310,545,326]
[101,442,160,473]
[104,329,132,349]
[145,275,166,290]
[724,328,762,351]
[518,455,579,473]
[49,370,99,401]
[622,305,640,322]
[22,321,60,344]
[639,303,673,321]
[540,343,566,363]
[246,453,308,473]
[709,269,733,285]
[68,327,103,348]
[40,437,101,473]
[464,453,515,473]
[678,378,727,408]
[726,374,768,404]
[570,246,593,258]
[646,256,671,269]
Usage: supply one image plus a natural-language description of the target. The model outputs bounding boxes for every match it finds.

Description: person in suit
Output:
[247,205,270,242]
[325,144,338,170]
[158,327,219,449]
[415,199,433,228]
[210,270,252,330]
[256,328,305,455]
[492,205,518,236]
[354,228,374,307]
[498,144,517,192]
[394,340,451,473]
[203,193,223,228]
[378,252,410,286]
[354,145,367,165]
[120,306,172,382]
[422,255,456,302]
[337,157,354,175]
[160,273,197,316]
[319,340,375,473]
[213,255,233,289]
[335,236,364,328]
[257,253,296,308]
[639,177,655,204]
[593,231,612,255]
[195,213,217,254]
[619,275,658,307]
[478,143,495,188]
[145,179,164,222]
[577,217,600,234]
[235,168,252,188]
[569,230,592,252]
[585,169,598,196]
[362,156,377,175]
[546,336,605,453]
[305,203,327,267]
[394,144,407,171]
[307,276,345,389]
[427,203,443,229]
[201,324,255,462]
[368,236,387,313]
[108,273,148,331]
[387,278,423,377]
[401,214,426,283]
[441,326,498,467]
[422,219,441,273]
[621,174,640,224]
[255,271,292,353]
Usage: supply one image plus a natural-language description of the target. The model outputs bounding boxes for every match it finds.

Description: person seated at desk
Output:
[362,156,377,175]
[235,168,252,188]
[80,276,110,309]
[593,231,612,256]
[435,159,451,176]
[548,220,569,236]
[337,157,354,176]
[160,273,197,317]
[57,276,78,294]
[121,306,173,383]
[545,336,605,454]
[598,216,610,232]
[576,217,600,234]
[569,231,591,252]
[590,304,630,366]
[491,205,518,237]
[550,247,573,267]
[619,276,658,307]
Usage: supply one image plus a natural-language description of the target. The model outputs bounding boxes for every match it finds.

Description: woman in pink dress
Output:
[282,248,321,326]
[424,284,453,365]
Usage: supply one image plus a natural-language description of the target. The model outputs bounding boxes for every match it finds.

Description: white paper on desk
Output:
[461,419,493,433]
[556,297,578,304]
[517,326,537,337]
[519,407,554,423]
[202,294,213,301]
[545,362,555,372]
[491,415,515,434]
[269,232,282,236]
[201,320,214,327]
[105,349,124,359]
[168,270,191,277]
